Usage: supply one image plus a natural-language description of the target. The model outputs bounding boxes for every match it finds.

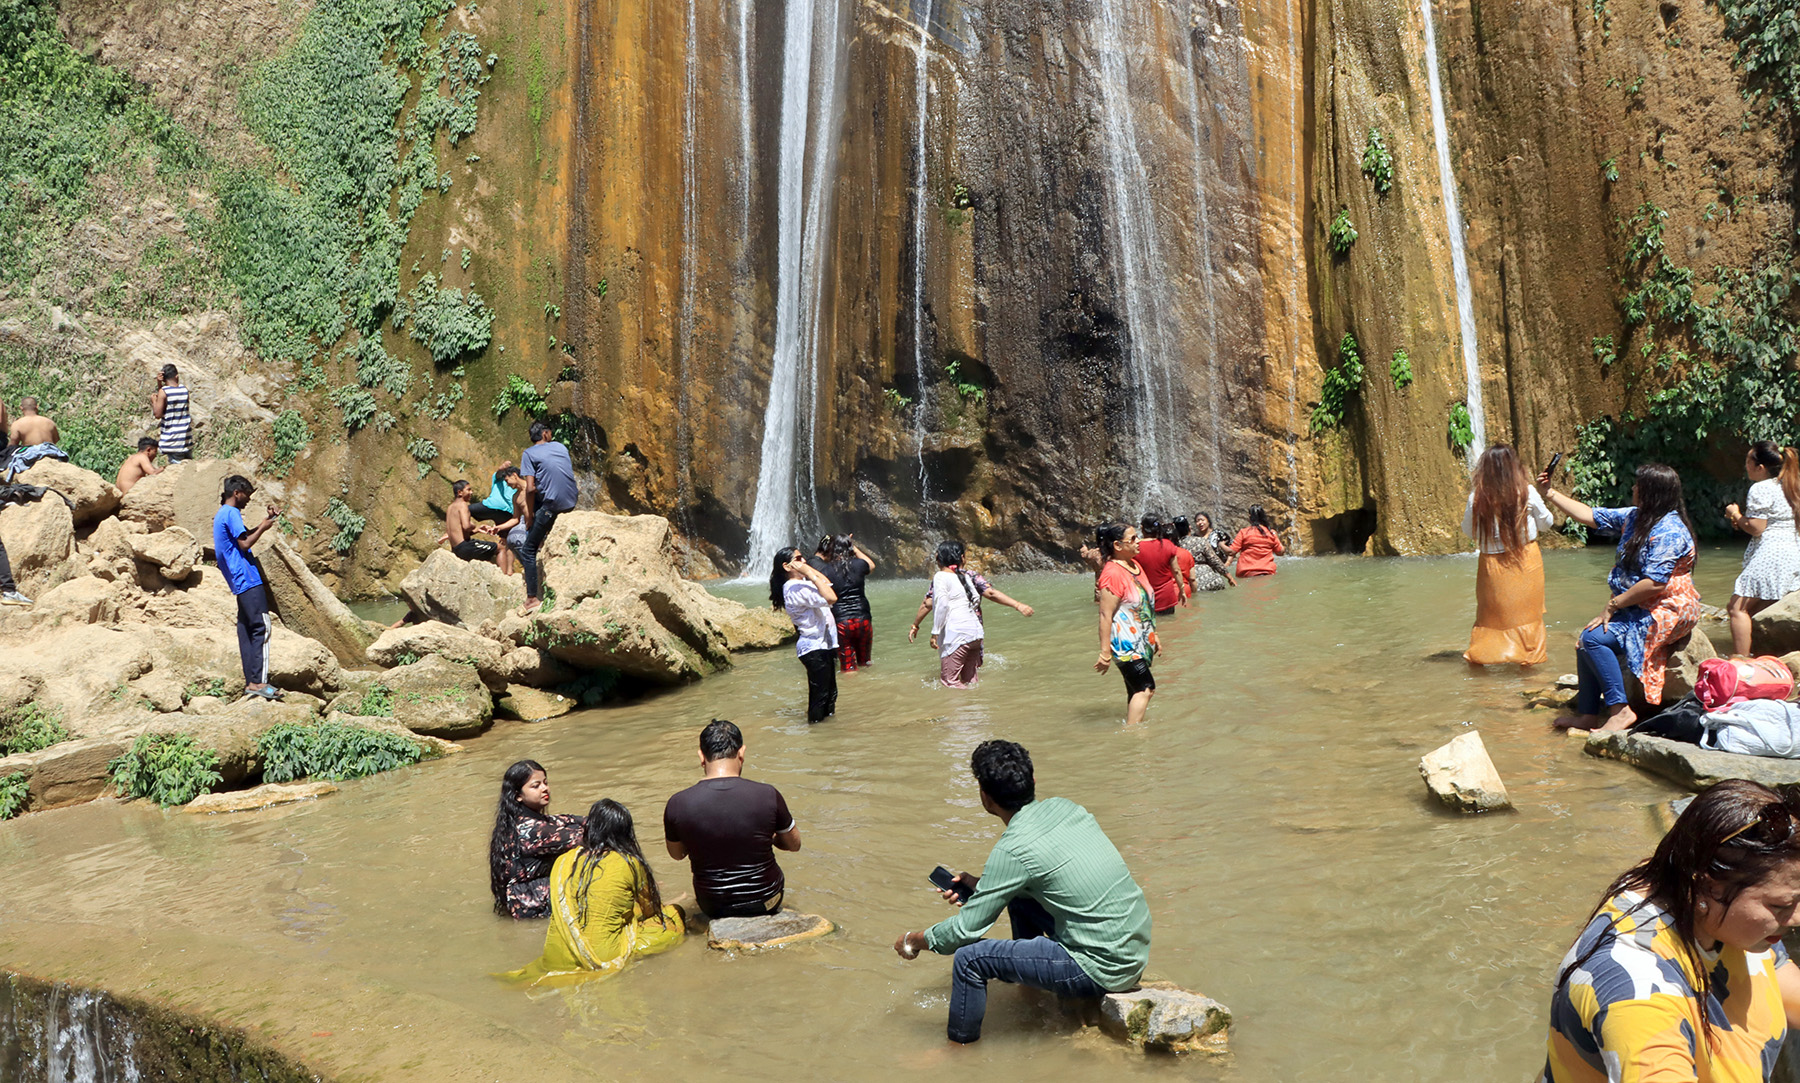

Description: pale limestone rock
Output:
[22,460,119,526]
[267,627,344,698]
[1628,631,1716,709]
[29,576,119,627]
[1419,731,1512,812]
[118,459,267,538]
[365,620,506,689]
[127,526,200,581]
[705,909,833,951]
[1754,594,1800,656]
[399,548,524,627]
[495,646,571,687]
[186,781,337,814]
[1586,730,1800,789]
[2,736,130,810]
[131,672,187,713]
[131,565,237,629]
[1097,982,1233,1054]
[0,497,76,594]
[377,655,493,739]
[495,685,574,722]
[252,534,380,667]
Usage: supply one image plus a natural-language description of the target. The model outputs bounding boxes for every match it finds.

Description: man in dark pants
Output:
[663,719,802,919]
[0,537,30,606]
[893,740,1152,1044]
[516,419,578,615]
[212,475,281,700]
[442,480,498,563]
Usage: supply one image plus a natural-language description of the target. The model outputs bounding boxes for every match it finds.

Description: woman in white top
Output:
[1461,444,1557,665]
[1724,441,1800,655]
[769,547,839,722]
[906,540,1033,688]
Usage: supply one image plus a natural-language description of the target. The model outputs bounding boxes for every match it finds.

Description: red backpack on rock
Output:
[1695,656,1796,710]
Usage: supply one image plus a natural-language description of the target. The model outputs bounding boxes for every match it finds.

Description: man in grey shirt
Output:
[517,419,578,615]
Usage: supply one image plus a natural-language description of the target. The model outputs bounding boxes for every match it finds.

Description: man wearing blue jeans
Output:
[892,740,1151,1044]
[516,419,578,615]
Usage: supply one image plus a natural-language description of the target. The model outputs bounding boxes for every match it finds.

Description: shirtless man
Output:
[439,480,498,563]
[116,438,162,494]
[8,398,58,448]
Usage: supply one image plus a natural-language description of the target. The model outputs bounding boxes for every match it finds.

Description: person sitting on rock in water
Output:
[1541,779,1800,1082]
[893,740,1151,1045]
[150,364,192,463]
[440,480,499,563]
[907,540,1034,688]
[503,798,685,986]
[1136,515,1188,616]
[490,759,587,919]
[115,438,162,495]
[663,719,801,920]
[517,420,578,615]
[472,463,520,525]
[1541,462,1700,734]
[4,397,65,479]
[213,474,282,701]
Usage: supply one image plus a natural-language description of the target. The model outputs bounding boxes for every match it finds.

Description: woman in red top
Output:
[1227,505,1285,577]
[1134,516,1188,615]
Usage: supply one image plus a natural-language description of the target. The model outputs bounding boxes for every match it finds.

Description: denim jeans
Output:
[519,507,563,600]
[945,898,1104,1044]
[1576,623,1630,715]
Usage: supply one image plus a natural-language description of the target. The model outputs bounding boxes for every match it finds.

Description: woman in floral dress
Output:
[1093,522,1160,725]
[1724,442,1800,655]
[489,759,586,918]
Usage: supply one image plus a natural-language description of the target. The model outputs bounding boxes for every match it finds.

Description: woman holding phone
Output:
[1461,445,1556,665]
[1724,442,1800,656]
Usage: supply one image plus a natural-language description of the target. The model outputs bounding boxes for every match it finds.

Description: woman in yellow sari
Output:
[504,799,686,988]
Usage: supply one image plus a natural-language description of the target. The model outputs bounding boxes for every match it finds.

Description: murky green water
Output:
[0,548,1751,1080]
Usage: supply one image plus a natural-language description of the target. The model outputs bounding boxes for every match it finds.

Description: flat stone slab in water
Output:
[1586,731,1800,790]
[1098,981,1232,1053]
[185,780,338,814]
[705,909,833,950]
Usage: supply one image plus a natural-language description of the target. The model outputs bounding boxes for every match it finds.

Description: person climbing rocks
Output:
[441,479,499,563]
[115,438,162,495]
[0,536,32,607]
[213,474,281,700]
[517,420,578,615]
[151,364,192,463]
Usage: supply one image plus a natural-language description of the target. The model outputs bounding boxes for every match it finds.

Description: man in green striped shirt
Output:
[893,740,1151,1043]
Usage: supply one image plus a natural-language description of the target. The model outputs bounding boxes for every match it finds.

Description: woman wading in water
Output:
[1725,442,1800,656]
[1093,522,1160,725]
[489,760,586,919]
[1461,444,1555,666]
[907,540,1034,688]
[1542,462,1700,733]
[770,547,840,723]
[1542,779,1800,1081]
[1227,505,1284,577]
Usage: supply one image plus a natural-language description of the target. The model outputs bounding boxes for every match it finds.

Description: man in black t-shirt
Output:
[664,719,802,918]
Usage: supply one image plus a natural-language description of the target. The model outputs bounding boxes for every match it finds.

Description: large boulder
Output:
[128,565,238,629]
[186,780,338,815]
[1097,982,1233,1054]
[23,460,119,526]
[495,646,572,687]
[1754,593,1800,656]
[1628,631,1716,710]
[0,736,132,811]
[267,627,344,698]
[127,526,201,582]
[29,575,121,628]
[118,459,268,541]
[0,496,75,594]
[365,620,506,689]
[376,655,493,739]
[399,549,523,627]
[1586,729,1800,789]
[494,684,575,722]
[1419,731,1512,812]
[676,580,795,651]
[252,534,380,667]
[499,595,724,685]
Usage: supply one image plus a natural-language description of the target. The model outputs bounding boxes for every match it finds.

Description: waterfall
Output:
[743,0,843,571]
[1092,0,1186,514]
[2,984,142,1083]
[908,0,936,508]
[675,0,699,555]
[1178,0,1225,510]
[1418,0,1485,453]
[1282,0,1302,541]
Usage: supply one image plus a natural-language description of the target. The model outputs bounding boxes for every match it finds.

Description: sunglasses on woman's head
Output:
[1720,802,1800,850]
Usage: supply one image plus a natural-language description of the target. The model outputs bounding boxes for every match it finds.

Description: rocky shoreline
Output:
[0,460,792,818]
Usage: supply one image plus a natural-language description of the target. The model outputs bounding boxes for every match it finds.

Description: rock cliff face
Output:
[52,0,1794,585]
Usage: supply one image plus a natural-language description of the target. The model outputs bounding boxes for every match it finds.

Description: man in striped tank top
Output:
[151,364,192,462]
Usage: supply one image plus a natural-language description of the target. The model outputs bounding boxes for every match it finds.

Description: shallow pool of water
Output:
[0,547,1750,1080]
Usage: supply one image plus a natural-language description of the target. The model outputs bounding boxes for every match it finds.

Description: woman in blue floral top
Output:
[1540,463,1701,733]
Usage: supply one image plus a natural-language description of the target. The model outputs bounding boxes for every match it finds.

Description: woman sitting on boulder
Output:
[503,799,685,987]
[1542,779,1800,1081]
[489,759,585,919]
[1541,462,1700,734]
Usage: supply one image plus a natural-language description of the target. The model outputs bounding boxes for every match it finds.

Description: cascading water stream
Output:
[743,0,843,572]
[1282,0,1302,541]
[675,0,699,559]
[1091,0,1186,514]
[1177,0,1225,510]
[1418,0,1485,454]
[907,0,937,510]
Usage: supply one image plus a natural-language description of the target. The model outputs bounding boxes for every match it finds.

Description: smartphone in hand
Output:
[1544,452,1563,478]
[929,865,973,902]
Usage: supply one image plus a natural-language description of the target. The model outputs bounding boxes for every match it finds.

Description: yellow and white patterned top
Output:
[1543,891,1788,1082]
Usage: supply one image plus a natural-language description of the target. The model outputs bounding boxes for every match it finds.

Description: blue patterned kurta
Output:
[1591,507,1699,692]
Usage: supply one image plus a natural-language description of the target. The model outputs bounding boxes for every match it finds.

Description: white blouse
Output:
[1462,488,1556,555]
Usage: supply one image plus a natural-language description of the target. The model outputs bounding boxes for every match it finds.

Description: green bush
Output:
[268,410,312,478]
[108,733,221,807]
[398,273,493,365]
[324,497,367,553]
[1310,333,1366,433]
[331,385,379,432]
[181,677,231,703]
[0,702,70,757]
[0,771,27,819]
[1447,401,1475,450]
[491,373,548,420]
[355,683,394,717]
[1389,349,1413,390]
[1360,128,1394,195]
[258,718,424,782]
[1328,210,1358,256]
[0,346,134,475]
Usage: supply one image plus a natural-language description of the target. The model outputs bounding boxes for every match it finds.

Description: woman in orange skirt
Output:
[1462,445,1555,665]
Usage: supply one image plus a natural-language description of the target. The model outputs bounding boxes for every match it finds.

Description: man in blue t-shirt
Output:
[516,419,578,615]
[212,475,282,699]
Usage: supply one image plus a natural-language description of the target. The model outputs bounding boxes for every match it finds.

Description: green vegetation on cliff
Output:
[1310,334,1365,433]
[0,702,68,757]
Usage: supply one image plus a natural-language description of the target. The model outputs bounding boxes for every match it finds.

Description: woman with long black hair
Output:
[770,546,840,722]
[1093,522,1159,725]
[1542,462,1701,733]
[1543,779,1800,1080]
[1226,505,1285,577]
[906,540,1034,688]
[1461,444,1555,665]
[818,533,878,671]
[488,759,585,918]
[504,799,686,985]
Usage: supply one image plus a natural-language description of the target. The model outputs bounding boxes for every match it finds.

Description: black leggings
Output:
[800,647,838,722]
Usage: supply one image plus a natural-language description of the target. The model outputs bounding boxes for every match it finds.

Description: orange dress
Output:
[1227,527,1283,577]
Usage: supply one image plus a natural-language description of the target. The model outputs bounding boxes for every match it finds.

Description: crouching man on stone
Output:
[893,739,1151,1045]
[663,719,801,920]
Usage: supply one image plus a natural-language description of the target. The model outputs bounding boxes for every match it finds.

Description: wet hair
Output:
[452,480,471,497]
[497,465,520,481]
[1559,779,1800,1051]
[769,546,802,609]
[971,740,1035,812]
[1247,505,1275,534]
[935,540,979,612]
[136,437,157,452]
[1095,522,1131,561]
[1750,441,1800,524]
[1622,463,1693,574]
[528,419,551,443]
[160,363,179,381]
[1139,514,1162,539]
[699,718,743,761]
[488,759,549,915]
[569,799,670,929]
[220,474,253,505]
[1171,516,1192,541]
[1470,444,1531,558]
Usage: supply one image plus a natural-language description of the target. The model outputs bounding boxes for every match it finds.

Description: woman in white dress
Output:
[1724,441,1800,655]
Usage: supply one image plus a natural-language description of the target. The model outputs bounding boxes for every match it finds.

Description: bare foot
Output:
[1595,704,1638,733]
[1553,713,1600,731]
